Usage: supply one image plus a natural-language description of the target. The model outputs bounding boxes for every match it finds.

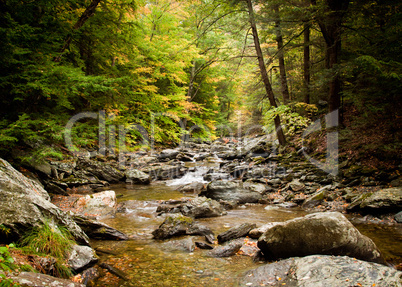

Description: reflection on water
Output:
[94,181,402,286]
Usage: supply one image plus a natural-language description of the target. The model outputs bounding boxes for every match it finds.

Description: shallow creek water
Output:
[92,168,402,286]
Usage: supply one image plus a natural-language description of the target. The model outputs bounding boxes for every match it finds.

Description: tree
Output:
[245,0,286,145]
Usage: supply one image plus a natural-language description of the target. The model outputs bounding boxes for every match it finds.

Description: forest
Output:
[0,0,401,286]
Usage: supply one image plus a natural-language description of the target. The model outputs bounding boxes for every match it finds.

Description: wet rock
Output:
[11,272,85,287]
[142,164,188,180]
[73,190,116,217]
[203,172,230,182]
[395,211,402,223]
[176,153,194,162]
[248,222,284,239]
[125,169,151,184]
[301,186,330,208]
[240,255,402,287]
[0,158,89,244]
[177,182,204,193]
[347,187,402,213]
[72,215,128,240]
[181,197,226,218]
[152,214,213,240]
[162,237,195,253]
[77,158,124,183]
[81,267,100,286]
[200,180,262,204]
[68,245,98,272]
[207,239,242,257]
[288,179,305,192]
[257,212,382,263]
[158,149,180,161]
[50,160,77,177]
[230,165,249,178]
[195,242,214,250]
[217,223,256,244]
[45,182,69,195]
[243,181,269,194]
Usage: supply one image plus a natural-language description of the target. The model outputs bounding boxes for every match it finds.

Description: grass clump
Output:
[19,220,76,278]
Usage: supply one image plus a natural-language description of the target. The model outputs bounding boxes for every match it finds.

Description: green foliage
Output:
[20,221,74,260]
[264,104,315,136]
[0,244,17,273]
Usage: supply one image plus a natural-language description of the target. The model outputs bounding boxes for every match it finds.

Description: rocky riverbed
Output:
[1,136,401,286]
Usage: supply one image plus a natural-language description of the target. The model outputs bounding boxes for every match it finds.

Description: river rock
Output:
[77,158,124,183]
[217,223,256,243]
[73,190,116,217]
[152,214,213,240]
[0,158,89,244]
[161,237,195,253]
[158,149,180,160]
[347,187,402,213]
[288,179,305,192]
[142,164,188,180]
[125,169,151,184]
[207,239,243,257]
[240,255,402,287]
[72,215,128,240]
[200,180,263,204]
[248,222,284,239]
[180,197,226,218]
[257,212,382,263]
[195,241,214,250]
[177,182,204,193]
[301,186,330,208]
[395,211,402,223]
[11,272,85,287]
[68,245,98,272]
[203,172,230,181]
[243,181,269,194]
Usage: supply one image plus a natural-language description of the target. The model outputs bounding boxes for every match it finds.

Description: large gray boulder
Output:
[258,212,382,263]
[348,187,402,213]
[157,197,226,218]
[240,255,402,287]
[0,158,89,244]
[200,180,262,204]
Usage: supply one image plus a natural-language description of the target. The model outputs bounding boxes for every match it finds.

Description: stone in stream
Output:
[152,214,214,240]
[195,241,214,250]
[288,179,305,192]
[125,168,151,184]
[0,158,89,245]
[248,222,284,239]
[141,164,188,180]
[68,245,99,272]
[73,190,117,218]
[395,211,402,223]
[177,182,205,193]
[240,255,402,287]
[301,185,330,208]
[72,215,128,240]
[347,187,402,213]
[200,180,263,204]
[157,196,226,219]
[161,237,195,253]
[217,223,256,244]
[207,239,243,258]
[257,212,383,263]
[157,148,180,161]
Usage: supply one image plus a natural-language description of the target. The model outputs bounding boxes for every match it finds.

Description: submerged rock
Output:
[207,239,243,258]
[258,212,382,263]
[0,158,89,244]
[240,255,402,287]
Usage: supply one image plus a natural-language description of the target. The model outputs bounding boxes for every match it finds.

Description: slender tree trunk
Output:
[54,0,102,62]
[303,21,311,104]
[274,5,290,104]
[246,0,286,145]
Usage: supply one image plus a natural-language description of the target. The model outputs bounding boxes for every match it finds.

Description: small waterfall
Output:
[166,166,209,186]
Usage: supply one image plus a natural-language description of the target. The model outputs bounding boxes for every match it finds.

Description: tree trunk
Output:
[274,5,290,104]
[54,0,102,62]
[246,0,286,146]
[311,0,349,113]
[303,21,311,104]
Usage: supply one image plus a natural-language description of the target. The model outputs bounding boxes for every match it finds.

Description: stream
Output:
[91,164,402,286]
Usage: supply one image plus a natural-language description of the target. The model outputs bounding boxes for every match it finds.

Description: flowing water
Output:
[93,167,402,286]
